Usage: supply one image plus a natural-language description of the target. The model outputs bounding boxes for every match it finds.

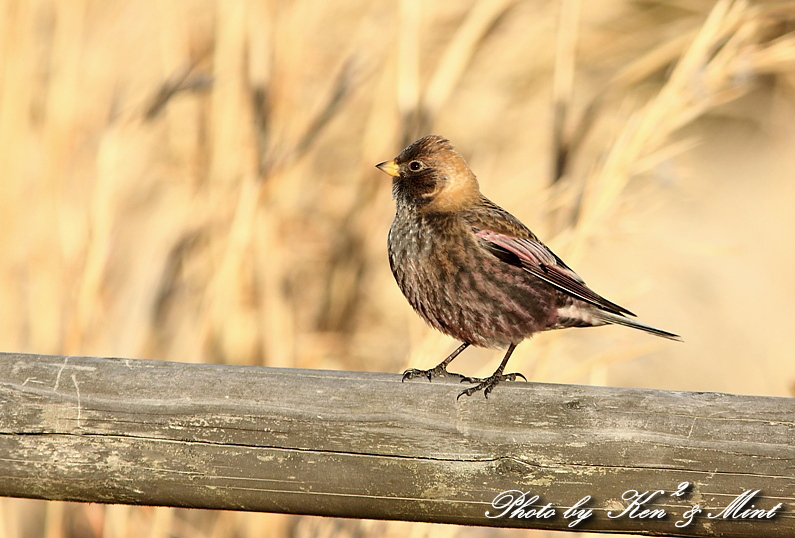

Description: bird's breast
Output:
[387,212,557,347]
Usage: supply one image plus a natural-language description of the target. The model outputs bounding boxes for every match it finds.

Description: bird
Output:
[376,135,680,400]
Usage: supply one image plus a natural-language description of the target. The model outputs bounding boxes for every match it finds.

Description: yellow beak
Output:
[376,159,400,177]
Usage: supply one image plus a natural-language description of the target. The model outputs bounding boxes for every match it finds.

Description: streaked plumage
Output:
[377,135,679,399]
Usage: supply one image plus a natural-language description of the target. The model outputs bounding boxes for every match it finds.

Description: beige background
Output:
[0,0,793,536]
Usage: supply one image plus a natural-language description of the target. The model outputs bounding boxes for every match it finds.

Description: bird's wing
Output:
[474,229,635,317]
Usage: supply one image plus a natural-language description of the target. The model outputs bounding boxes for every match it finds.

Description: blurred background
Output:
[1,0,794,536]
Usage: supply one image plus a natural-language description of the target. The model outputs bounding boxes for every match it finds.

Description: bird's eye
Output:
[408,160,424,172]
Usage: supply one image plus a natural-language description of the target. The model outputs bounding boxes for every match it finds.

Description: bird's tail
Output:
[592,311,682,341]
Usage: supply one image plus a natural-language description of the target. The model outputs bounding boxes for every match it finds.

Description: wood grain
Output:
[0,352,792,536]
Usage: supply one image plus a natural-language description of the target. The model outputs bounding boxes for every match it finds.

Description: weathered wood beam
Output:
[0,352,792,536]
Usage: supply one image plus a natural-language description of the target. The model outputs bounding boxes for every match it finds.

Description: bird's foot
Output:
[457,372,527,399]
[402,365,465,382]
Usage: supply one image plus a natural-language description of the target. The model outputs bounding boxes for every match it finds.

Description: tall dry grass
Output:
[1,0,794,536]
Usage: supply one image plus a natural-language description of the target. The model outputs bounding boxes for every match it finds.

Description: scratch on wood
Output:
[53,357,69,392]
[21,377,45,387]
[71,373,82,428]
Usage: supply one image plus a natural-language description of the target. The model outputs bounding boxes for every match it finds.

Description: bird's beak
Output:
[376,159,400,177]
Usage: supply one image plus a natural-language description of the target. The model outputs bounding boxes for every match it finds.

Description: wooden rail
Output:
[0,352,792,536]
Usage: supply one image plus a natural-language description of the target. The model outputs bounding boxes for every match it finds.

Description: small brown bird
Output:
[376,135,680,399]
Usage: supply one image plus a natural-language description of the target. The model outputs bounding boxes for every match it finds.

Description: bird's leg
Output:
[402,342,470,382]
[458,343,526,399]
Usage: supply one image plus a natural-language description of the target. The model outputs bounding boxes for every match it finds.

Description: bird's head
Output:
[376,135,480,213]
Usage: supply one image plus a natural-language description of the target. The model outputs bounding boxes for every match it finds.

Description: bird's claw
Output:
[457,372,527,400]
[402,365,465,383]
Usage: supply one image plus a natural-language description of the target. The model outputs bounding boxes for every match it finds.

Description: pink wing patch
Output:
[475,230,635,317]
